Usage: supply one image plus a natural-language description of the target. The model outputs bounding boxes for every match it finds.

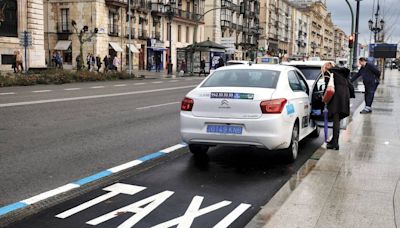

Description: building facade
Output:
[334,26,348,59]
[0,0,46,71]
[204,0,261,61]
[291,6,309,57]
[260,0,293,57]
[44,0,205,72]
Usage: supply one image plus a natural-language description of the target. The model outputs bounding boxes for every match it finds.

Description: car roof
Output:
[227,60,250,63]
[283,60,333,67]
[214,63,298,72]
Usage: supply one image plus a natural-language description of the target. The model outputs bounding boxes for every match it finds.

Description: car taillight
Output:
[181,97,194,111]
[260,98,287,114]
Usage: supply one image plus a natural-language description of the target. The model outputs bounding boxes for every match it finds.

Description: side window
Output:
[295,71,309,94]
[288,71,302,91]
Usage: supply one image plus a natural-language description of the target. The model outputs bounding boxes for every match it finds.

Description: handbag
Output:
[323,71,335,104]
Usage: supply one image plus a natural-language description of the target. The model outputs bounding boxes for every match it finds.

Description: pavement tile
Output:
[333,174,398,194]
[263,203,322,228]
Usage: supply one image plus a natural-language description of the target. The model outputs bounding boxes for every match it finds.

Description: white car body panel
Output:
[180,64,317,151]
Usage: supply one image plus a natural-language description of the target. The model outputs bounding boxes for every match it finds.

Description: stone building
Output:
[291,6,309,57]
[259,0,293,57]
[291,1,334,59]
[0,0,46,71]
[334,26,348,59]
[204,0,261,61]
[44,0,205,72]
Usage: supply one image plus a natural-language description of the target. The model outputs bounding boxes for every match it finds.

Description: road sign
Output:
[19,31,33,47]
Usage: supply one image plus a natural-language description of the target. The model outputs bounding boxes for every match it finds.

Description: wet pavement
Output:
[249,69,400,228]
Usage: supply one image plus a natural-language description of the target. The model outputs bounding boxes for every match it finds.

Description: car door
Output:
[294,70,314,137]
[287,71,309,139]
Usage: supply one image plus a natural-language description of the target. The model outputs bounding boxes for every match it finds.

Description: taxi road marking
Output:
[0,85,195,107]
[0,92,16,95]
[136,101,180,110]
[32,90,52,93]
[55,183,251,228]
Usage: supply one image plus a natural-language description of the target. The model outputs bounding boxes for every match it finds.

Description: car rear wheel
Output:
[284,123,299,163]
[189,144,209,155]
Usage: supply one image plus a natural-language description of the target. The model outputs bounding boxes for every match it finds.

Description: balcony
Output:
[174,9,202,22]
[151,31,161,40]
[231,23,237,30]
[138,29,148,40]
[134,0,151,13]
[105,0,127,7]
[125,27,136,39]
[57,22,72,40]
[108,24,119,36]
[221,20,231,29]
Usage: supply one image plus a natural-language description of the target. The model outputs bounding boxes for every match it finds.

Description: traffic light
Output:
[348,35,354,49]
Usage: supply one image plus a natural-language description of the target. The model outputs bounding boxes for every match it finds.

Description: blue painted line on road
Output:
[0,202,28,216]
[137,151,165,162]
[0,143,187,219]
[72,170,113,186]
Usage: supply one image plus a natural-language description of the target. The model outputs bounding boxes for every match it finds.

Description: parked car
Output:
[180,64,320,162]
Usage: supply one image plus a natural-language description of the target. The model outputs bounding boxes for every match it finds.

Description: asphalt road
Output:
[0,77,202,206]
[1,77,364,227]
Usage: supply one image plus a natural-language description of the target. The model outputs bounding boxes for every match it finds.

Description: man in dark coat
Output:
[322,63,352,150]
[351,57,381,114]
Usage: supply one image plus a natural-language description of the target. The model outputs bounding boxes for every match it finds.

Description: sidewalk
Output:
[248,69,400,228]
[131,70,198,79]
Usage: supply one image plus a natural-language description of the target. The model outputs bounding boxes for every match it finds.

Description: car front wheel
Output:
[284,123,299,163]
[189,144,209,155]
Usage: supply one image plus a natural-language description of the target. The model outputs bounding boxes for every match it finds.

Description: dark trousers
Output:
[364,83,378,107]
[331,113,340,146]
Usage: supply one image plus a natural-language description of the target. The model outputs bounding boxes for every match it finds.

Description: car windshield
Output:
[295,67,322,80]
[201,69,280,88]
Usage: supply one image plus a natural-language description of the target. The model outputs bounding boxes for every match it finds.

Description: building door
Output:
[139,45,145,70]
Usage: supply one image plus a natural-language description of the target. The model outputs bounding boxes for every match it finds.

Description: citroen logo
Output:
[221,100,229,106]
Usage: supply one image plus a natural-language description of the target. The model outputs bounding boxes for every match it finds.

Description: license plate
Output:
[206,125,243,135]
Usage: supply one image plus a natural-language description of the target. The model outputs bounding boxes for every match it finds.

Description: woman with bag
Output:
[321,62,352,150]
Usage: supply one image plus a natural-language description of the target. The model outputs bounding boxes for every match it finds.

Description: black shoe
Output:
[326,143,339,150]
[360,109,372,114]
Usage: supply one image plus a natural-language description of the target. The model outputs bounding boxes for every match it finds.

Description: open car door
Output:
[310,73,348,129]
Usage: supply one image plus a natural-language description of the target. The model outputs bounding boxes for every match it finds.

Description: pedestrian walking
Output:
[155,55,161,72]
[56,51,63,69]
[12,51,17,73]
[52,52,57,67]
[217,57,224,68]
[351,57,381,114]
[76,55,82,70]
[103,55,109,73]
[113,55,120,72]
[96,55,102,73]
[15,50,23,73]
[199,58,206,76]
[321,62,354,150]
[86,54,91,71]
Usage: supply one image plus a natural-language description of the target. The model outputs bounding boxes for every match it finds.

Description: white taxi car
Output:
[180,64,320,162]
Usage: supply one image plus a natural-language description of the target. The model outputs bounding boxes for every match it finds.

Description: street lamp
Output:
[165,1,175,75]
[368,17,384,43]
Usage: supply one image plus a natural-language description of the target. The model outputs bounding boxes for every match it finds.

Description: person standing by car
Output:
[199,58,206,76]
[351,57,381,114]
[321,62,353,150]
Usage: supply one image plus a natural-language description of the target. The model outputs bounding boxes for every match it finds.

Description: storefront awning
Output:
[127,44,140,53]
[109,42,123,52]
[54,41,71,50]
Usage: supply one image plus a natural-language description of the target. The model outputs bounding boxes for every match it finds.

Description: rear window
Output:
[201,69,280,88]
[296,67,322,80]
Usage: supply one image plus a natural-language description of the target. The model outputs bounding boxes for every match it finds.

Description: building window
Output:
[108,10,118,36]
[0,0,18,37]
[178,25,181,42]
[61,9,69,32]
[186,26,189,43]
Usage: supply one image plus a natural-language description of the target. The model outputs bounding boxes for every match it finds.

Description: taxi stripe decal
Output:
[0,143,188,218]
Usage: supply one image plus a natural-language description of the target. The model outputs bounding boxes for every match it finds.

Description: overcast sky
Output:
[326,0,400,44]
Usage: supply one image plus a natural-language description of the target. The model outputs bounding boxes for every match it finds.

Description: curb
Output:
[0,143,188,221]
